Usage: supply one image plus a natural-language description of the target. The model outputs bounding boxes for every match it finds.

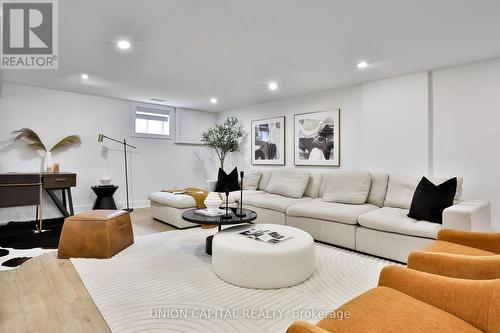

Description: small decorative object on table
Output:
[239,227,292,244]
[203,192,223,214]
[235,171,246,217]
[221,189,232,219]
[100,175,112,185]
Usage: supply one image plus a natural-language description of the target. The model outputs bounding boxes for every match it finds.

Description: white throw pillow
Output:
[266,169,310,198]
[242,172,262,190]
[322,170,372,204]
[384,175,463,209]
[366,173,389,207]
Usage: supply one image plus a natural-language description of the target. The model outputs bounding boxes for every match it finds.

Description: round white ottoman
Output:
[212,224,315,289]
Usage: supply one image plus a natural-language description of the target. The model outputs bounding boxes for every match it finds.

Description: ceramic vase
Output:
[44,151,53,172]
[204,192,222,213]
[100,175,112,185]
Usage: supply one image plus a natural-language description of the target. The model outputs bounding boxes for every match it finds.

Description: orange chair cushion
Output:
[424,240,497,256]
[315,287,482,333]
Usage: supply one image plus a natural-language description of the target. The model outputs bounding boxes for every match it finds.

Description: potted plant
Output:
[12,128,81,171]
[201,117,245,170]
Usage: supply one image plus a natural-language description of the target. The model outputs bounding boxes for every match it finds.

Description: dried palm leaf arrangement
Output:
[12,128,81,171]
[12,128,81,152]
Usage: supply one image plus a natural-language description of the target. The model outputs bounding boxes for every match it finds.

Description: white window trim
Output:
[130,102,176,140]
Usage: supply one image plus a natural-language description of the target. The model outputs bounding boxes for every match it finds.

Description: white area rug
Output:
[72,228,396,333]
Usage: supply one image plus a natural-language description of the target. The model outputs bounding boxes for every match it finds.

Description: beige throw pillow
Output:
[322,170,372,204]
[242,172,262,190]
[266,169,310,198]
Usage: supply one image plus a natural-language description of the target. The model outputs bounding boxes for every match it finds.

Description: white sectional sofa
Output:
[149,168,490,263]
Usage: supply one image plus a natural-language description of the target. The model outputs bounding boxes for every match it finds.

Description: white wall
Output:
[219,63,500,230]
[0,83,213,223]
[217,85,363,173]
[359,72,430,174]
[433,58,500,230]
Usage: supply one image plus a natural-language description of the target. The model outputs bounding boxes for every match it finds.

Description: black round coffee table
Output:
[182,207,257,255]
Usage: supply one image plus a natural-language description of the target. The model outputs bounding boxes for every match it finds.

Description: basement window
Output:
[131,103,175,139]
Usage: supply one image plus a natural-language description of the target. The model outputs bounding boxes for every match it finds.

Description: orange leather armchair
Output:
[286,266,500,333]
[408,229,500,279]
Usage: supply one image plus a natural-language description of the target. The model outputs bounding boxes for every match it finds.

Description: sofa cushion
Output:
[322,170,372,204]
[148,192,197,208]
[256,168,272,191]
[358,207,442,239]
[244,193,312,213]
[242,171,261,190]
[149,191,236,208]
[384,175,463,209]
[367,173,389,207]
[228,189,266,202]
[303,172,323,198]
[266,169,310,198]
[287,198,378,225]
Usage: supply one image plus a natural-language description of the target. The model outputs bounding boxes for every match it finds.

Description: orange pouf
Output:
[58,210,134,259]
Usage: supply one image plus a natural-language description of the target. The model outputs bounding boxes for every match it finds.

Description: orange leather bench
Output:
[58,210,134,259]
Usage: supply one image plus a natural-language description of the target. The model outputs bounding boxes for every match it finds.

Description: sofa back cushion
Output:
[322,170,372,204]
[257,169,273,190]
[242,171,262,190]
[367,173,389,207]
[304,172,323,198]
[266,169,310,198]
[384,175,463,209]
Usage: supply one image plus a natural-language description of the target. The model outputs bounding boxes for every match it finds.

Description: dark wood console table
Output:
[41,172,76,217]
[0,173,43,231]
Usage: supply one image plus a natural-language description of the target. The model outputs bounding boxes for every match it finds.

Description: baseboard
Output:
[0,200,151,225]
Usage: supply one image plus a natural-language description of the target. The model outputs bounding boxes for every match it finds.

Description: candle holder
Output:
[235,171,246,217]
[221,189,232,219]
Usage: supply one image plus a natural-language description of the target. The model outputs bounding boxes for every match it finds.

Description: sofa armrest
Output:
[286,321,331,333]
[205,179,217,192]
[408,251,500,279]
[378,266,496,332]
[442,200,490,231]
[437,229,500,253]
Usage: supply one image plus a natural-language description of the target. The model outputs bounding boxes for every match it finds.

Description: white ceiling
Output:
[3,0,500,111]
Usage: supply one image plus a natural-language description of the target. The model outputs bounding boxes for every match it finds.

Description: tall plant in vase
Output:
[12,128,81,171]
[201,117,245,171]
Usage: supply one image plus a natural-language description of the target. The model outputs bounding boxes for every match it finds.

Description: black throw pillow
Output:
[408,177,457,223]
[215,167,241,192]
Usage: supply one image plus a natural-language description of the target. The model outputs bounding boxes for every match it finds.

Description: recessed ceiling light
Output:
[268,82,278,91]
[357,61,368,69]
[117,40,131,50]
[210,97,218,104]
[81,73,89,80]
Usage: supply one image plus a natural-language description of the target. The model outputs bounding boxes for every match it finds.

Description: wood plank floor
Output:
[0,208,177,333]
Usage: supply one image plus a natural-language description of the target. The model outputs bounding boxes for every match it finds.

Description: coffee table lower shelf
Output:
[181,207,257,255]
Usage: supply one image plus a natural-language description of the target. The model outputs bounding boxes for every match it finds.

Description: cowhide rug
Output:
[0,218,63,271]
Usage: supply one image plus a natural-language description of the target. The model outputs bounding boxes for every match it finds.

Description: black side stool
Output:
[91,185,119,209]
